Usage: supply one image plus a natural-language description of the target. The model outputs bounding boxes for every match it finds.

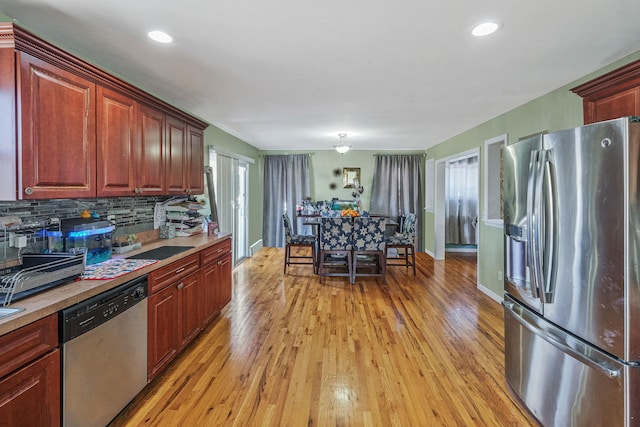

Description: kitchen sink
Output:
[126,246,195,261]
[0,307,25,319]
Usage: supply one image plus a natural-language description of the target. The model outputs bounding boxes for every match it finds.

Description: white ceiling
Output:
[1,0,639,151]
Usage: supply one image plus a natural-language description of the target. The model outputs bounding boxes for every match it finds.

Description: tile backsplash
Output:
[0,196,173,262]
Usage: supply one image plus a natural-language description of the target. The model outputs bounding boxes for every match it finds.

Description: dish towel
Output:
[83,258,158,280]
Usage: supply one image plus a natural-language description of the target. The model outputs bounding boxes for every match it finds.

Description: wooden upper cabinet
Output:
[97,86,137,196]
[187,126,204,194]
[166,115,188,194]
[572,59,640,124]
[18,52,96,199]
[2,23,208,200]
[139,104,166,195]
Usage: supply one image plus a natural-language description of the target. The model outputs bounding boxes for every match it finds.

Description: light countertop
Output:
[0,232,232,336]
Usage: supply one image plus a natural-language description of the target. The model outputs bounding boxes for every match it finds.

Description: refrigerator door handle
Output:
[528,150,546,302]
[526,150,540,299]
[542,152,558,303]
[503,300,621,379]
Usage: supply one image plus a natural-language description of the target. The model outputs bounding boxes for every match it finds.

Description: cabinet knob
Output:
[24,187,34,195]
[177,282,184,289]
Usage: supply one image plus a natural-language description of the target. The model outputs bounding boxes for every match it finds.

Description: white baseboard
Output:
[445,247,477,253]
[424,248,435,258]
[477,283,502,304]
[249,239,263,257]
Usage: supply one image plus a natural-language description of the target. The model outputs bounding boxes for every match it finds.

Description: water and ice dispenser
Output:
[505,224,528,287]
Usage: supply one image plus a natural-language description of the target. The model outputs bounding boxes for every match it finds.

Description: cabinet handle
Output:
[177,282,184,289]
[175,267,185,274]
[24,187,34,195]
[217,260,222,265]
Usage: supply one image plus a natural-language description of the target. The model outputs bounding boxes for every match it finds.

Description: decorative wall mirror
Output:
[343,167,361,188]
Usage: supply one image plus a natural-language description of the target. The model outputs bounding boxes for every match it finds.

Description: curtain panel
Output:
[445,156,478,245]
[370,154,424,252]
[262,154,310,247]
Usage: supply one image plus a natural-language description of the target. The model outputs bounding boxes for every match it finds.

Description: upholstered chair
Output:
[352,217,386,284]
[318,217,353,283]
[385,212,417,275]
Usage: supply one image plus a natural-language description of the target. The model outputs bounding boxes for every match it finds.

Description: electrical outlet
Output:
[498,270,503,281]
[8,232,16,248]
[16,235,27,248]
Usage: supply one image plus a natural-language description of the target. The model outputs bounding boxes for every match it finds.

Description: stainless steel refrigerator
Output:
[503,117,640,426]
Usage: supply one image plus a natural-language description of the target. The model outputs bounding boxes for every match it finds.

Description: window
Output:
[483,134,506,227]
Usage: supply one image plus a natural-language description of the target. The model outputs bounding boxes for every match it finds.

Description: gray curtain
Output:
[263,154,311,247]
[370,154,424,252]
[445,156,478,245]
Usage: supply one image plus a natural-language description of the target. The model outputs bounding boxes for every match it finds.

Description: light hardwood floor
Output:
[111,248,536,426]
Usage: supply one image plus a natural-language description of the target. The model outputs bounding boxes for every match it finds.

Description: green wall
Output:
[425,50,640,298]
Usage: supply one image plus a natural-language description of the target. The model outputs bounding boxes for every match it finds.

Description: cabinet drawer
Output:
[201,239,232,265]
[149,253,200,294]
[0,314,58,379]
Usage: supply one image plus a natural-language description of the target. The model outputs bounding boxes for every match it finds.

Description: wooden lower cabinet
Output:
[178,271,204,349]
[201,248,233,325]
[148,239,232,381]
[217,253,233,309]
[148,283,180,381]
[0,314,60,427]
[0,350,60,427]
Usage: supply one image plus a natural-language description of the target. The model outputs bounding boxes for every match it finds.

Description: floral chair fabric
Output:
[353,217,386,251]
[283,213,316,245]
[385,213,416,245]
[320,217,353,250]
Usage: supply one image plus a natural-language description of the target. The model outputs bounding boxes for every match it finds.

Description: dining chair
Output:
[283,213,317,274]
[385,212,417,275]
[318,217,353,283]
[352,217,386,284]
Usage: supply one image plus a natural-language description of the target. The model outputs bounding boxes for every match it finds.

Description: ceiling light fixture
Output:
[147,30,174,44]
[334,133,351,154]
[471,22,500,37]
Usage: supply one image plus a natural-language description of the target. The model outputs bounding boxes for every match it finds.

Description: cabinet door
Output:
[591,87,639,123]
[0,349,60,427]
[178,271,204,349]
[18,52,96,199]
[218,252,233,308]
[96,86,137,196]
[201,262,220,325]
[148,284,179,381]
[166,115,187,194]
[187,126,204,194]
[139,104,166,195]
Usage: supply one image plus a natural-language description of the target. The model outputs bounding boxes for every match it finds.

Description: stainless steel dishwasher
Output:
[61,275,148,427]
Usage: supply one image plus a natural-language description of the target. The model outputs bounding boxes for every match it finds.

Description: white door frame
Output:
[433,147,480,260]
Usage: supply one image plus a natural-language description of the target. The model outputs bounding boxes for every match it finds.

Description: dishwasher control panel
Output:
[61,275,147,343]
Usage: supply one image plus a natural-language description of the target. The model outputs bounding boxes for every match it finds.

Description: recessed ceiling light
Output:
[471,22,500,37]
[147,30,174,44]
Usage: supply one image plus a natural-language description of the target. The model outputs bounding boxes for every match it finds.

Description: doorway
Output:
[209,149,251,266]
[434,148,480,260]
